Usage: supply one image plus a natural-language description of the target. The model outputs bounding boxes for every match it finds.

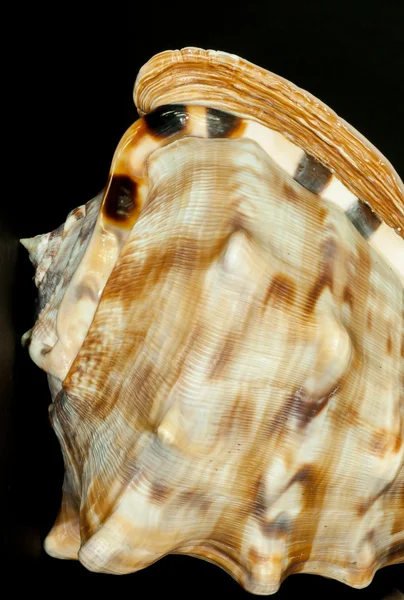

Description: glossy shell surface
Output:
[22,48,403,595]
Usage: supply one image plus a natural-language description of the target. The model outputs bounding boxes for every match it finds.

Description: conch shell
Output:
[22,48,403,595]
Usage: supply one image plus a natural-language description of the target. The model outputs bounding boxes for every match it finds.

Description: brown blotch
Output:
[387,333,393,354]
[149,481,171,504]
[79,458,141,541]
[285,465,313,489]
[370,430,387,455]
[343,285,354,309]
[364,530,375,544]
[282,181,300,203]
[219,393,254,440]
[305,237,337,313]
[248,548,268,564]
[230,211,250,235]
[102,361,156,429]
[227,117,247,139]
[401,335,404,358]
[103,231,227,314]
[287,387,332,429]
[367,311,373,329]
[165,238,200,270]
[263,273,296,309]
[73,208,84,220]
[178,490,211,513]
[103,174,138,223]
[357,241,372,276]
[369,429,401,456]
[104,238,203,316]
[284,463,327,572]
[264,394,296,439]
[210,336,236,379]
[252,476,267,519]
[394,432,402,453]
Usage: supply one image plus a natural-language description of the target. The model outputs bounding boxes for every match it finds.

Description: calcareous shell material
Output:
[22,48,403,595]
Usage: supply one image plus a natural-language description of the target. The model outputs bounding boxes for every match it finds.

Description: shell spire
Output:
[20,232,51,269]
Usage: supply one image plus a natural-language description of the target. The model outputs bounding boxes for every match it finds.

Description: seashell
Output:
[22,48,403,595]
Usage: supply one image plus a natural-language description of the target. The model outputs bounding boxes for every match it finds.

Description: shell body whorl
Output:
[22,48,404,595]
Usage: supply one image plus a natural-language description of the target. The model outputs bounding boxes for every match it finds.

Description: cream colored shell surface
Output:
[21,48,403,596]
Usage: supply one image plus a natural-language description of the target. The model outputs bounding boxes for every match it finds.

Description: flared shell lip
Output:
[134,47,403,237]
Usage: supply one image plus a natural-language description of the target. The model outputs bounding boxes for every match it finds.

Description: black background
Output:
[2,1,403,597]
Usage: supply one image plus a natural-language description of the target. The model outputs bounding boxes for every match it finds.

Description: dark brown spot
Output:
[294,153,332,195]
[263,273,296,309]
[358,500,374,517]
[364,529,375,544]
[103,175,138,222]
[346,200,382,239]
[207,107,242,138]
[144,104,188,138]
[343,285,354,308]
[149,481,171,504]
